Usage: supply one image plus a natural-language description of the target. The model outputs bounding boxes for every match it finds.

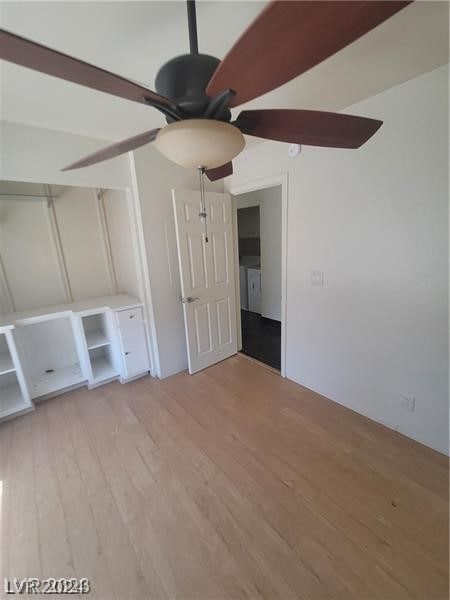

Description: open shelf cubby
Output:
[0,333,15,376]
[17,316,86,399]
[30,363,84,397]
[0,371,29,419]
[82,313,110,351]
[89,345,117,382]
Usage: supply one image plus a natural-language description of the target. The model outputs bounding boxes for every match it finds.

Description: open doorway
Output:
[235,185,282,371]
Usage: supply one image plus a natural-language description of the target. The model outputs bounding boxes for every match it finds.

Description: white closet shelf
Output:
[91,357,117,382]
[86,330,109,350]
[0,352,15,375]
[0,383,30,418]
[30,363,85,398]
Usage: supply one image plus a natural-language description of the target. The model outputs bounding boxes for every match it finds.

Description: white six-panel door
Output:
[173,189,237,374]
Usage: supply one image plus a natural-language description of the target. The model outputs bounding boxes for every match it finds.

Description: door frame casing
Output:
[127,153,160,377]
[229,172,288,377]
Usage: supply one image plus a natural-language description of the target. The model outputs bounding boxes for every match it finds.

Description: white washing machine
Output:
[247,268,262,314]
[239,265,248,309]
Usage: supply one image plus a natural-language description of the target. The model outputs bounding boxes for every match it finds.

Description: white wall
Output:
[132,143,222,378]
[237,186,282,321]
[103,188,140,299]
[237,205,260,239]
[54,186,115,300]
[0,123,134,310]
[259,187,282,322]
[226,66,449,455]
[1,121,131,189]
[0,196,68,311]
[0,182,146,313]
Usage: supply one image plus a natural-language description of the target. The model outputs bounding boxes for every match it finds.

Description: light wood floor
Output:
[1,355,448,599]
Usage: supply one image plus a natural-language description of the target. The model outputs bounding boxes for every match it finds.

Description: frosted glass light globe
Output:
[154,119,245,169]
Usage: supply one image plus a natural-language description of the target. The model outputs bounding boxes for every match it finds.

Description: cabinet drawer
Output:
[118,307,143,323]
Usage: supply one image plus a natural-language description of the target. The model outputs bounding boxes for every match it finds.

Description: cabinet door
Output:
[116,308,149,378]
[247,270,261,314]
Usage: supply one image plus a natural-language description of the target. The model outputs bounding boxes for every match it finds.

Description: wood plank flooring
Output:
[1,355,448,599]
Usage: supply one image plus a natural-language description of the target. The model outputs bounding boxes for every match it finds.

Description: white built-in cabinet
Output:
[77,310,121,387]
[0,328,32,419]
[0,294,150,421]
[116,307,150,380]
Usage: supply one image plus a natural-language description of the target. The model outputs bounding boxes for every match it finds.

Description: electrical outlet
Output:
[401,395,416,412]
[310,270,324,286]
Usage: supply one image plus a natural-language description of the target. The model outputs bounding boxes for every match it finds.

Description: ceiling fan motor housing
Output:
[155,54,231,122]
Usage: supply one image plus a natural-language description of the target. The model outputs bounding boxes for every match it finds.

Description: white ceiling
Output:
[1,1,449,142]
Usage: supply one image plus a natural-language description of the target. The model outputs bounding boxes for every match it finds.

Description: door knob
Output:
[181,296,199,304]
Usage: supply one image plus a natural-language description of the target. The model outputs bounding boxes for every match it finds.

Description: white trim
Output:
[45,190,73,304]
[5,327,31,407]
[96,188,119,295]
[229,172,288,377]
[0,251,15,313]
[128,152,160,378]
[231,195,242,351]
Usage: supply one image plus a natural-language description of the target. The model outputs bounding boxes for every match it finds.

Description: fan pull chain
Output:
[198,167,209,243]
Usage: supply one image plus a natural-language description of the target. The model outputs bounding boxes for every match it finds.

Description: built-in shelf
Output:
[0,295,146,423]
[30,363,85,398]
[0,352,15,375]
[85,330,109,350]
[91,356,117,382]
[0,382,30,419]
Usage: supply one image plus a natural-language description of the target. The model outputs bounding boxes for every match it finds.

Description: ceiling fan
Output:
[0,0,411,181]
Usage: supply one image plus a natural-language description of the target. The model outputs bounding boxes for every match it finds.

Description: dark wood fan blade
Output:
[206,162,233,181]
[0,29,174,109]
[235,110,382,148]
[62,128,160,171]
[207,1,412,107]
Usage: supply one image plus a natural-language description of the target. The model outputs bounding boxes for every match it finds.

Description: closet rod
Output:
[0,193,59,198]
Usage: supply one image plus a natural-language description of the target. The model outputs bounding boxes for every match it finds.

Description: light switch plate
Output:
[310,270,324,286]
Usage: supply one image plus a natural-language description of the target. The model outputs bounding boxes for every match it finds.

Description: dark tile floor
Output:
[240,310,281,370]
